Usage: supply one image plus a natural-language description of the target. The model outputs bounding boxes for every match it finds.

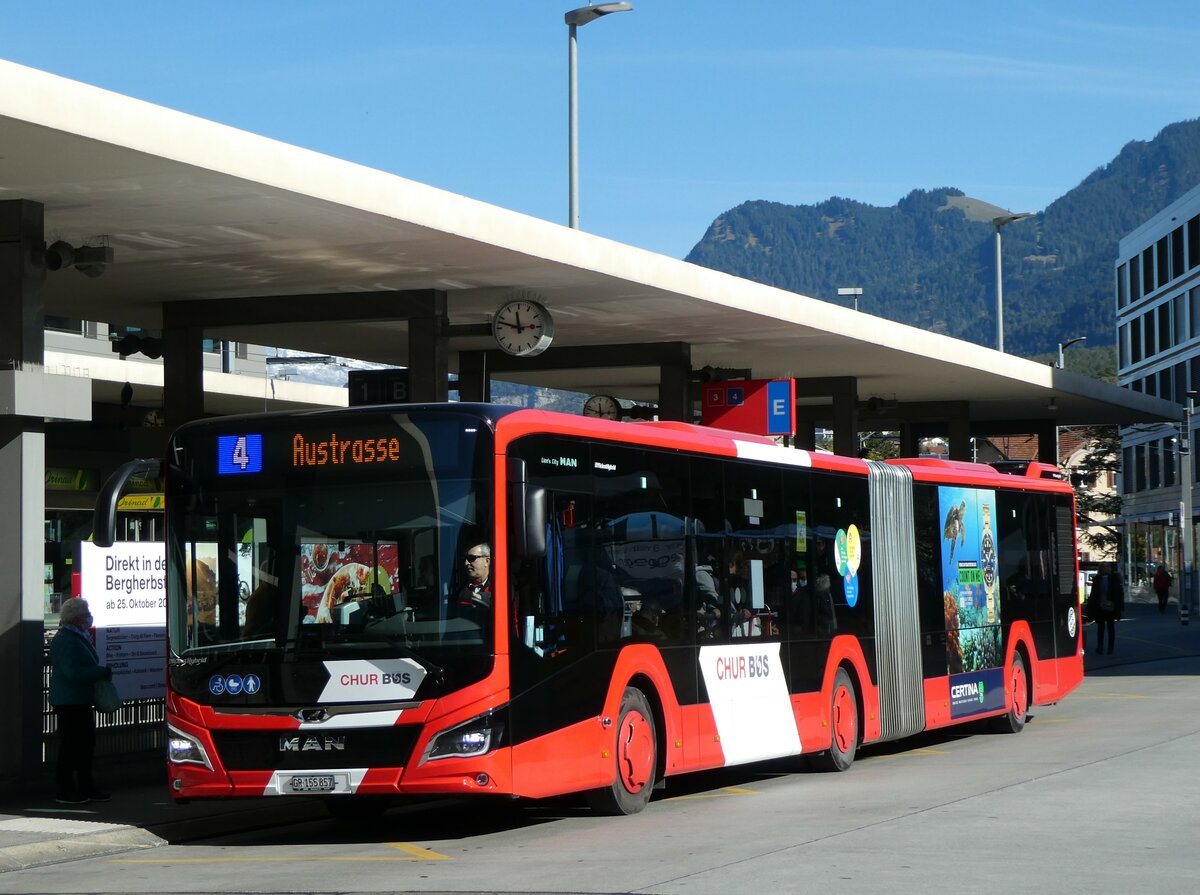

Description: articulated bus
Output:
[95,404,1083,815]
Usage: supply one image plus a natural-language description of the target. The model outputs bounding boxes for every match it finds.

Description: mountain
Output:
[684,119,1200,357]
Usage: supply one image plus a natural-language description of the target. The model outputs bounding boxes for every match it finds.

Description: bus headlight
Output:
[422,711,506,763]
[167,724,213,770]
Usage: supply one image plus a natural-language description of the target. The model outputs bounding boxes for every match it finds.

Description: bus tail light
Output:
[422,710,506,763]
[167,723,213,770]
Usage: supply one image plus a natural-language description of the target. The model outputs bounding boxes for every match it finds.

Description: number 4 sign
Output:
[218,434,263,475]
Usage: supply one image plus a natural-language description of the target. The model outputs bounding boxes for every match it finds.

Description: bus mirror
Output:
[522,486,547,559]
[92,458,162,548]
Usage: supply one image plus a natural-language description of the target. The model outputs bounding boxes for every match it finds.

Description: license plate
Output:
[286,775,337,793]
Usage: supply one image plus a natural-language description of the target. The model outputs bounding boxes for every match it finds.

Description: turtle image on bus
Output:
[94,403,1083,814]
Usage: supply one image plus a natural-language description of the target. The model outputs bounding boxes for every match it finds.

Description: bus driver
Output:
[459,543,492,612]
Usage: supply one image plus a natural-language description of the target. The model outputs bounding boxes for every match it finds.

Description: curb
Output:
[0,798,328,874]
[0,825,163,873]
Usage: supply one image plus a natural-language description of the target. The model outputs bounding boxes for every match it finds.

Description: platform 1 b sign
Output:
[348,369,409,406]
[701,379,795,436]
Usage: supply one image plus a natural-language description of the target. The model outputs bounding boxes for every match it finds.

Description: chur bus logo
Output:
[950,681,986,704]
[280,735,346,752]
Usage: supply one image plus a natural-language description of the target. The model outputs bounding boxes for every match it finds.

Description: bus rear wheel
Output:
[992,651,1028,734]
[587,686,657,815]
[814,668,858,772]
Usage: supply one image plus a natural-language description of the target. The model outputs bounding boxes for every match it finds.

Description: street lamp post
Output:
[992,211,1035,353]
[1057,335,1087,369]
[565,2,633,230]
[837,286,863,312]
[1182,392,1196,624]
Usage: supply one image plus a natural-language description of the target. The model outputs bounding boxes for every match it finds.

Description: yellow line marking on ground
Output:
[384,842,451,860]
[667,785,759,801]
[1027,717,1070,723]
[912,748,949,755]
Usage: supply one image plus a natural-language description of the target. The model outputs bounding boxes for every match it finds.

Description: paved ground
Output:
[2,601,1197,876]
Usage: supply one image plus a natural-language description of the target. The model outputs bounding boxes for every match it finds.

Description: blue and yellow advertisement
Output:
[939,486,1005,718]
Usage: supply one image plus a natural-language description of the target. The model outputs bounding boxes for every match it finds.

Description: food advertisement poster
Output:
[938,487,1005,718]
[300,543,399,623]
[79,541,166,701]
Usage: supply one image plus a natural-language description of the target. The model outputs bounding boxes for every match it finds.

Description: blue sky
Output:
[5,2,1200,259]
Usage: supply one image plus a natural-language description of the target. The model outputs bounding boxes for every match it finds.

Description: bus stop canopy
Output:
[0,59,1179,426]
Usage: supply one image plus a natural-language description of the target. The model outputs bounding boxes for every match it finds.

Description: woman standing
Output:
[48,598,112,804]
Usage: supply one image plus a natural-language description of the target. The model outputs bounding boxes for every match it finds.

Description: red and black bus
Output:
[96,403,1083,814]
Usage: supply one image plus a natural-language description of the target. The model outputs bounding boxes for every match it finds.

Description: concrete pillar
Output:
[456,351,490,403]
[0,199,47,790]
[830,382,858,457]
[162,304,206,427]
[948,414,972,461]
[407,291,448,403]
[1035,422,1058,465]
[658,343,692,422]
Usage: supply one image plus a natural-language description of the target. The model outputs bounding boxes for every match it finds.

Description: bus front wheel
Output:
[587,686,657,815]
[814,668,858,772]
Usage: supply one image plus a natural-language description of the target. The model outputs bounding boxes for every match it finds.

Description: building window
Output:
[1130,255,1142,302]
[45,316,85,335]
[1144,310,1156,358]
[1143,247,1155,294]
[1160,369,1173,403]
[1176,295,1188,347]
[1123,447,1134,494]
[1158,236,1171,287]
[1189,216,1200,271]
[1158,302,1172,353]
[1165,438,1176,487]
[1149,441,1161,490]
[1173,227,1185,279]
[1176,363,1188,404]
[1146,375,1157,397]
[1117,264,1128,309]
[1191,286,1200,341]
[1135,443,1147,491]
[1130,316,1142,363]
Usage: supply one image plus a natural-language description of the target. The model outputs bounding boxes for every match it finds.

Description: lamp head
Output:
[565,2,633,26]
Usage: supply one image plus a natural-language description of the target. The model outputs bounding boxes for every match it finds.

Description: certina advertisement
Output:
[939,486,1005,719]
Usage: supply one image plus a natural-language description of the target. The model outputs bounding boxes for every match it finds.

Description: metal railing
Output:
[41,655,164,764]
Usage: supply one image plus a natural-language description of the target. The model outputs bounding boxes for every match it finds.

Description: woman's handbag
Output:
[94,679,122,714]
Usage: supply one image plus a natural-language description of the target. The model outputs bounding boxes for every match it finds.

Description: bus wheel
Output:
[992,652,1028,734]
[814,668,858,772]
[587,687,657,815]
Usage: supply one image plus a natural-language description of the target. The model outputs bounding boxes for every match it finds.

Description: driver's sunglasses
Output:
[465,553,488,562]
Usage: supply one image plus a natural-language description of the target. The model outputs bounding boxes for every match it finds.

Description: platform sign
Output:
[701,379,795,436]
[348,369,409,406]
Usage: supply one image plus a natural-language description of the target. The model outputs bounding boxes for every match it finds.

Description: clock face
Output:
[492,299,555,357]
[582,394,621,421]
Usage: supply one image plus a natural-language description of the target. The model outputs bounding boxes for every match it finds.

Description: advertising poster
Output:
[300,543,400,623]
[80,541,167,702]
[938,487,1005,719]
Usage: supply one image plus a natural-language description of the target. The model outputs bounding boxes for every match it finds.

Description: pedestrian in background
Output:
[1153,564,1173,614]
[1087,563,1125,655]
[48,598,112,804]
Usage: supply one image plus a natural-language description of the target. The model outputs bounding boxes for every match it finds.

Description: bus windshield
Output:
[165,410,494,669]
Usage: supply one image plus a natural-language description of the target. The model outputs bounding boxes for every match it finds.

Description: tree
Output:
[1069,425,1123,557]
